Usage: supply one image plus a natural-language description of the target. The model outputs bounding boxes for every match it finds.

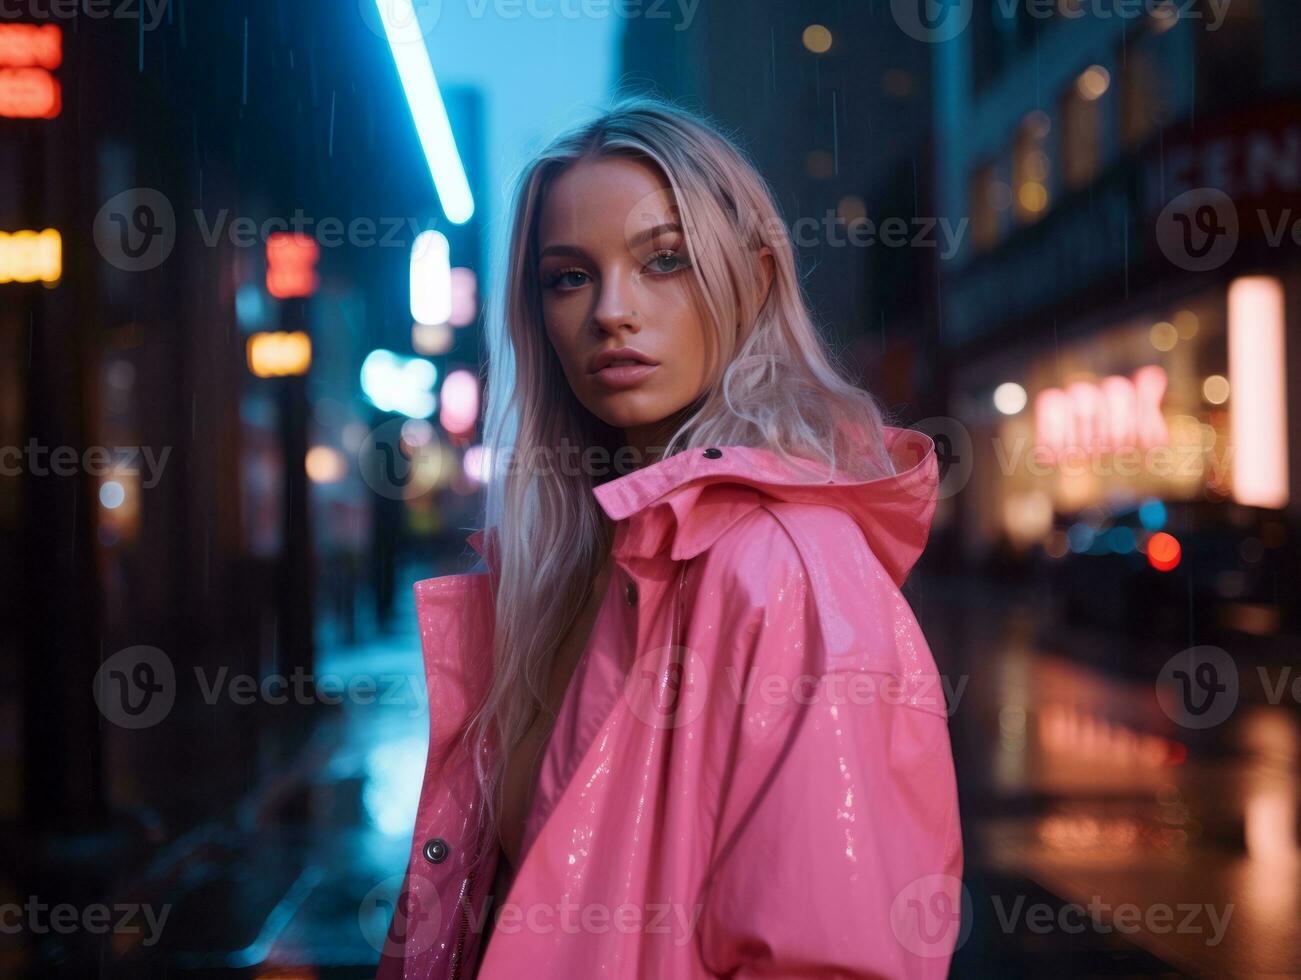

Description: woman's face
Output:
[536,156,713,459]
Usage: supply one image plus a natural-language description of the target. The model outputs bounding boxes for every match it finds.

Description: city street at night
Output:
[3,1,1300,977]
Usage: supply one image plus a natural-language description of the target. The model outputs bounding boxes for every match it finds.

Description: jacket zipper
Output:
[450,865,476,980]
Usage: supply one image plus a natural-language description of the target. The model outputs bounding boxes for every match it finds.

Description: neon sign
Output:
[247,331,312,378]
[0,228,61,284]
[1034,365,1169,463]
[0,24,62,68]
[265,233,320,299]
[0,25,61,119]
[0,66,60,118]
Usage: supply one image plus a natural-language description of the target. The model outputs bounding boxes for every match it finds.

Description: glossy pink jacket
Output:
[376,425,963,979]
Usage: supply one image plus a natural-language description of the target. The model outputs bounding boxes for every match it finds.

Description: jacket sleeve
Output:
[695,506,964,979]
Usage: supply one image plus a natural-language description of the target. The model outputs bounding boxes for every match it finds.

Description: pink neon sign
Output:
[1034,365,1169,462]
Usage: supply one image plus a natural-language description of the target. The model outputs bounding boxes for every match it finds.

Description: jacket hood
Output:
[467,424,938,587]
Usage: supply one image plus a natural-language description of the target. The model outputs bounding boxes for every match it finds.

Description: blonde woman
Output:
[378,96,963,979]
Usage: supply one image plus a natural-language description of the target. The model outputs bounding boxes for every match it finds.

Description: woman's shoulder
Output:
[692,497,942,701]
[697,496,885,598]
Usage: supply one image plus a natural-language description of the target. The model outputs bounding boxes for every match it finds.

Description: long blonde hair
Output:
[465,95,897,861]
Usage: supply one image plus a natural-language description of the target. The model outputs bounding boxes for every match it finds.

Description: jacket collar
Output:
[466,424,938,587]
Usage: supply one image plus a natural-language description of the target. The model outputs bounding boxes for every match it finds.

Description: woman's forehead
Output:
[538,157,681,252]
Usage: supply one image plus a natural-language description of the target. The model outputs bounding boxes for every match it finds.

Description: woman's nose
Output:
[591,271,641,335]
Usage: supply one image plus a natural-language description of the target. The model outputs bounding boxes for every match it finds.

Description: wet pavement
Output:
[12,566,1297,978]
[917,570,1301,978]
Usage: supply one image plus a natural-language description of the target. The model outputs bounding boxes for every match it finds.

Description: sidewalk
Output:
[104,575,436,978]
[912,570,1301,978]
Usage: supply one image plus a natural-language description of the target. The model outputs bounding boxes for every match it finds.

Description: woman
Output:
[377,97,963,978]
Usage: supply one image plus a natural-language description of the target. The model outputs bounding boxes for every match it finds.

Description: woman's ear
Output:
[757,244,775,306]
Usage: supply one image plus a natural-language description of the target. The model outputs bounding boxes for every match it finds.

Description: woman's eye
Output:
[546,268,589,290]
[647,249,689,274]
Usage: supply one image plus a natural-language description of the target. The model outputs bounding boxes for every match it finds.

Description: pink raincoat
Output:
[377,425,963,978]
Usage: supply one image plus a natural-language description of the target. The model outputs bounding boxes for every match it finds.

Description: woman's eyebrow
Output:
[538,221,682,260]
[538,243,586,260]
[627,221,682,248]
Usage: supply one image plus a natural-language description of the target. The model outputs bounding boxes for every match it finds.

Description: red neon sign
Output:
[266,233,320,299]
[0,66,60,119]
[0,24,62,69]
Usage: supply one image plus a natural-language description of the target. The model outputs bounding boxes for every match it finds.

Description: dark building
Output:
[1,3,488,973]
[620,1,940,419]
[933,0,1300,648]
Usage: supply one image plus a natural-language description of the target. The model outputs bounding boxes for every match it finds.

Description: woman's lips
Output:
[591,362,660,389]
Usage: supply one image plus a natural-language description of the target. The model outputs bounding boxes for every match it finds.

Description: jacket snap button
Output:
[625,581,638,606]
[422,838,449,864]
[703,447,722,459]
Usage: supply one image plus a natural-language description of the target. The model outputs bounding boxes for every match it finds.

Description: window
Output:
[1013,112,1053,224]
[969,164,1001,252]
[1061,65,1108,188]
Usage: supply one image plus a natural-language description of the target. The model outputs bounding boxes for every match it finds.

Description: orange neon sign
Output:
[0,24,62,68]
[265,233,320,299]
[0,25,61,119]
[0,66,60,118]
[247,331,312,378]
[0,228,61,284]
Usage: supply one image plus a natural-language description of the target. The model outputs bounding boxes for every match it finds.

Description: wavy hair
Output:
[463,95,898,866]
